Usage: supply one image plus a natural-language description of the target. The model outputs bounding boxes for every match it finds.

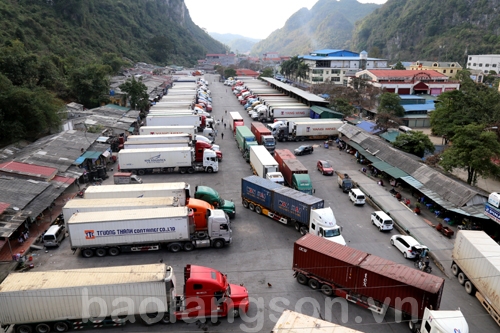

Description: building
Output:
[467,54,500,74]
[300,49,389,86]
[235,69,259,78]
[205,53,237,67]
[408,61,462,78]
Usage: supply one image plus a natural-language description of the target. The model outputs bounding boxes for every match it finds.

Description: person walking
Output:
[224,123,226,129]
[221,132,224,140]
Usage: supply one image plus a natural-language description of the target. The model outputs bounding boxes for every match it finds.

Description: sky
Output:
[184,0,387,40]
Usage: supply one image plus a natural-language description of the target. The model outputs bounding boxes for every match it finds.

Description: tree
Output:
[119,76,149,111]
[148,35,172,64]
[101,53,130,75]
[224,68,236,78]
[378,92,405,117]
[440,124,500,185]
[296,62,310,83]
[374,113,403,132]
[69,63,112,108]
[260,68,273,78]
[392,61,406,70]
[393,131,435,158]
[330,98,355,117]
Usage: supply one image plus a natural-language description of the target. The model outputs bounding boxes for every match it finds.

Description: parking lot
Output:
[24,74,497,333]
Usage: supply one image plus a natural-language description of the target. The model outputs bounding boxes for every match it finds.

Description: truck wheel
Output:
[188,167,195,174]
[248,203,255,211]
[16,325,33,333]
[108,247,120,256]
[464,280,476,295]
[294,222,300,231]
[299,226,308,235]
[183,242,195,251]
[408,320,417,333]
[321,284,333,296]
[81,248,94,258]
[213,239,225,249]
[168,243,182,253]
[138,169,145,176]
[457,272,467,285]
[179,168,187,174]
[255,206,262,214]
[54,322,69,332]
[206,167,213,173]
[296,273,308,285]
[308,278,320,290]
[242,200,249,208]
[451,263,459,276]
[35,323,50,333]
[232,308,240,318]
[95,248,107,257]
[139,313,159,326]
[160,313,171,324]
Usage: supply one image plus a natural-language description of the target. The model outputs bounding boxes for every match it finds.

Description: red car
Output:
[317,160,334,175]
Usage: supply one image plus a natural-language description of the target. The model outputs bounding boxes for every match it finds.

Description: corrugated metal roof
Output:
[261,78,327,103]
[383,167,409,179]
[310,106,344,118]
[0,202,10,214]
[356,121,382,134]
[0,161,58,179]
[0,264,167,291]
[379,131,400,143]
[371,161,393,172]
[69,206,189,224]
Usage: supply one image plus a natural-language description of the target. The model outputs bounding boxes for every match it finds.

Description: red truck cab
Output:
[195,141,222,161]
[179,265,250,319]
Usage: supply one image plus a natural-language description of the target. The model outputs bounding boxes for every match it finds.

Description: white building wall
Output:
[467,55,500,73]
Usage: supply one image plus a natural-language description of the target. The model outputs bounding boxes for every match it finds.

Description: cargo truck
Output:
[280,159,313,194]
[122,140,222,162]
[272,310,367,333]
[250,122,276,153]
[293,234,468,333]
[229,111,244,134]
[336,171,353,193]
[451,230,500,327]
[261,106,311,122]
[249,145,284,185]
[276,119,343,141]
[145,115,207,132]
[195,185,236,218]
[0,263,249,333]
[84,182,190,201]
[113,172,143,184]
[235,126,257,162]
[68,206,231,257]
[241,176,345,245]
[139,126,215,142]
[118,147,218,175]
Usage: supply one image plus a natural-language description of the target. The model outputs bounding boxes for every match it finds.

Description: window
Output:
[479,63,483,67]
[331,69,340,74]
[473,63,477,66]
[312,77,324,82]
[312,69,323,74]
[450,70,454,73]
[443,70,447,73]
[469,57,472,60]
[424,321,431,332]
[325,71,329,74]
[493,64,497,68]
[486,64,490,67]
[331,77,340,82]
[468,63,471,66]
[193,284,203,290]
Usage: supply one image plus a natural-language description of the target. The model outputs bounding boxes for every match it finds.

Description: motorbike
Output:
[414,259,432,273]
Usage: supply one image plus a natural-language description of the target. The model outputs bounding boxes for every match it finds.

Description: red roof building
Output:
[0,161,58,181]
[236,69,259,77]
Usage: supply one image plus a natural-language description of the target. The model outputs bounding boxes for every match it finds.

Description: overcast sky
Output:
[184,0,387,40]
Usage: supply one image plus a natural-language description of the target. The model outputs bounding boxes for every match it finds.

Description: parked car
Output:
[294,145,314,156]
[390,234,428,259]
[317,160,333,175]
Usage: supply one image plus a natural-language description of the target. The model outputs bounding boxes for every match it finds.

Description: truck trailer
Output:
[251,122,276,153]
[118,147,218,175]
[249,145,284,184]
[235,126,257,162]
[84,182,190,202]
[127,133,192,143]
[229,111,244,135]
[122,140,222,162]
[280,159,313,194]
[68,206,231,257]
[451,230,500,326]
[0,263,249,333]
[241,176,345,245]
[145,114,207,132]
[139,125,197,136]
[272,310,367,333]
[293,234,468,332]
[263,106,311,122]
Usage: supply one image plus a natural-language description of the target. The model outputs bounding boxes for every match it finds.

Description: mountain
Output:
[0,0,226,66]
[209,33,260,54]
[351,0,500,62]
[250,0,380,56]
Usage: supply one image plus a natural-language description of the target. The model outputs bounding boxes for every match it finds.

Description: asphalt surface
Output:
[17,74,497,333]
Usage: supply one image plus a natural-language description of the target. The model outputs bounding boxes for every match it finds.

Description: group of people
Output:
[18,230,29,244]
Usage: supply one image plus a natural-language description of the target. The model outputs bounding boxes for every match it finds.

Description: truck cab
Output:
[207,209,232,246]
[266,171,285,185]
[309,208,346,245]
[195,186,236,218]
[292,174,313,194]
[198,149,218,173]
[195,141,222,162]
[243,141,258,162]
[187,198,214,232]
[262,135,276,153]
[415,308,468,333]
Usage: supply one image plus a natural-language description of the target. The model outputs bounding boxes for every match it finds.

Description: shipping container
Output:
[139,126,197,136]
[241,176,281,208]
[272,310,367,333]
[274,149,296,169]
[293,234,445,319]
[127,134,192,143]
[235,126,256,153]
[229,111,244,133]
[280,159,312,194]
[292,119,343,137]
[145,114,201,128]
[249,145,279,179]
[273,187,323,224]
[84,182,190,203]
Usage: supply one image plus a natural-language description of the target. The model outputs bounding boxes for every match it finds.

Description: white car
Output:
[390,235,428,259]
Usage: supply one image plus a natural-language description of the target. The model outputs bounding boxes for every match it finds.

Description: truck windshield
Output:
[265,141,275,146]
[324,229,341,237]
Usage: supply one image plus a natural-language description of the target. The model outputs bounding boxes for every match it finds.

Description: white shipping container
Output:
[127,134,192,143]
[63,197,178,226]
[139,126,197,136]
[0,264,170,325]
[271,107,310,119]
[453,231,500,314]
[118,147,193,170]
[68,207,191,247]
[123,141,187,149]
[153,102,193,108]
[293,119,343,136]
[84,182,189,202]
[250,145,279,178]
[272,310,366,333]
[146,115,201,127]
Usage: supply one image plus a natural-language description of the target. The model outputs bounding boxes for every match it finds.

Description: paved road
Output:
[24,74,496,333]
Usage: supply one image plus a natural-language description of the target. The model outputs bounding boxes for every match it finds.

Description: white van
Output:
[349,188,366,205]
[43,225,66,247]
[371,211,394,231]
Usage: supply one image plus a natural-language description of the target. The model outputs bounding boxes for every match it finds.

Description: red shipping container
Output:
[274,149,296,170]
[251,122,272,144]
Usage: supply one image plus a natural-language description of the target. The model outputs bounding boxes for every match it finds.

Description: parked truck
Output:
[113,172,143,184]
[195,185,236,218]
[84,182,190,201]
[229,111,244,134]
[235,126,257,162]
[272,310,367,333]
[241,176,345,244]
[451,230,500,327]
[123,140,222,162]
[249,145,284,185]
[261,106,311,122]
[280,159,313,194]
[68,206,231,257]
[118,147,218,175]
[276,119,343,141]
[336,171,353,193]
[0,263,249,333]
[139,126,215,141]
[293,234,468,332]
[250,122,276,153]
[146,115,208,132]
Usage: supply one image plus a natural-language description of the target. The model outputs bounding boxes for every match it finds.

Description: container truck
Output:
[235,126,257,162]
[249,145,284,185]
[139,126,215,141]
[251,122,276,153]
[84,182,190,201]
[122,140,223,162]
[272,310,367,333]
[262,106,311,122]
[195,185,236,218]
[118,147,218,175]
[336,171,353,193]
[280,159,313,194]
[241,176,345,245]
[451,230,500,326]
[0,263,249,333]
[276,119,343,141]
[145,115,207,132]
[229,111,244,134]
[127,133,192,143]
[293,234,468,333]
[113,172,143,184]
[68,206,231,257]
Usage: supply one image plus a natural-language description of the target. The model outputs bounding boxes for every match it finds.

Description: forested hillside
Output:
[351,0,500,62]
[251,0,380,56]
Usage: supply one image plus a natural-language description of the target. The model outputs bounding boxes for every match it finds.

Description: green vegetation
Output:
[119,77,149,111]
[280,56,309,82]
[378,93,405,117]
[393,131,435,158]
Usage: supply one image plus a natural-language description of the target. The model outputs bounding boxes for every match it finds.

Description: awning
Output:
[74,151,102,165]
[383,167,409,179]
[371,161,393,172]
[128,126,135,133]
[96,136,110,143]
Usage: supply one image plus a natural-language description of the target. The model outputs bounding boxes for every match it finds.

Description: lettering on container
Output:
[277,200,302,217]
[246,187,269,201]
[83,227,175,240]
[144,154,167,164]
[298,247,308,253]
[363,273,368,287]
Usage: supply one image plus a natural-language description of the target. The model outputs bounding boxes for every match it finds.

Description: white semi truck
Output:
[68,206,231,257]
[145,115,204,131]
[276,119,343,141]
[118,147,218,175]
[260,106,311,122]
[249,145,284,184]
[84,182,190,201]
